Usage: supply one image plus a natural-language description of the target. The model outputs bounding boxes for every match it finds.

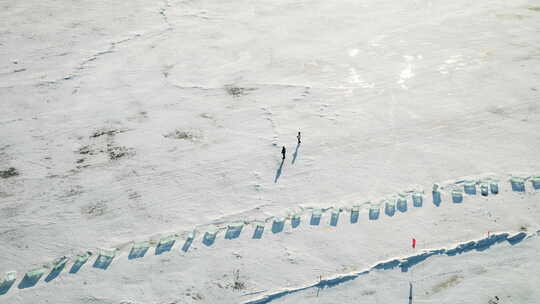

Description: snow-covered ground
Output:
[1,0,540,303]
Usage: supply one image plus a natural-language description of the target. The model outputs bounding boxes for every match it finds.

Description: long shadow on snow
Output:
[44,264,66,283]
[243,231,533,304]
[274,160,284,183]
[0,280,15,295]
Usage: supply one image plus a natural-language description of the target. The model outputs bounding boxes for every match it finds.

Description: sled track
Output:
[0,173,538,296]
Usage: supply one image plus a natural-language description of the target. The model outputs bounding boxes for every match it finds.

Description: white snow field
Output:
[1,0,540,303]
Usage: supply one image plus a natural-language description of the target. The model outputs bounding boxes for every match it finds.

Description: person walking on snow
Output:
[281,146,286,160]
[297,131,301,144]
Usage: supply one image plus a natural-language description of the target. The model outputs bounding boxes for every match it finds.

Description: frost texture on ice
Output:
[396,195,407,212]
[130,241,151,259]
[509,176,526,192]
[451,189,463,203]
[463,180,477,195]
[412,192,423,207]
[490,181,499,194]
[531,176,540,190]
[93,248,116,270]
[480,183,489,196]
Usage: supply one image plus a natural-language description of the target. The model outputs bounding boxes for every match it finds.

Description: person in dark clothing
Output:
[281,146,286,160]
[297,131,301,144]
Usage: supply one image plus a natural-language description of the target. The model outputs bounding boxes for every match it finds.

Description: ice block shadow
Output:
[511,181,525,192]
[44,264,66,283]
[203,232,217,246]
[272,220,285,233]
[129,247,149,260]
[93,255,113,270]
[385,204,395,217]
[155,241,175,255]
[464,185,476,195]
[310,214,321,226]
[252,226,264,239]
[432,191,441,207]
[18,272,44,289]
[412,195,423,208]
[490,183,499,194]
[181,238,193,252]
[397,200,407,213]
[369,208,380,220]
[507,232,527,245]
[69,260,87,274]
[225,226,243,240]
[330,212,339,227]
[475,234,508,251]
[452,192,463,204]
[291,217,301,228]
[0,280,15,295]
[350,211,359,224]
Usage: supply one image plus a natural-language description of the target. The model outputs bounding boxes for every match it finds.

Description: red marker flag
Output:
[412,238,416,249]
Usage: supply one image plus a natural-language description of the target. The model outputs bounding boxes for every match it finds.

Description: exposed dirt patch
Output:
[0,167,19,178]
[0,229,26,248]
[163,129,201,141]
[77,145,101,155]
[361,290,376,296]
[81,202,108,217]
[225,85,256,97]
[0,206,21,217]
[107,144,135,160]
[62,186,84,198]
[488,295,501,304]
[431,275,463,294]
[90,128,128,138]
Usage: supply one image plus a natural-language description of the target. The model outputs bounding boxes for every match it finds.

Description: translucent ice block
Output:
[397,195,407,211]
[273,216,285,223]
[132,241,151,250]
[490,181,499,194]
[412,192,423,207]
[531,176,540,189]
[228,222,244,230]
[159,235,176,246]
[463,180,476,194]
[480,183,489,196]
[0,271,16,285]
[98,248,116,258]
[206,226,219,236]
[384,200,395,214]
[312,209,323,217]
[510,176,526,192]
[51,256,69,270]
[451,189,463,203]
[25,268,45,279]
[74,252,92,264]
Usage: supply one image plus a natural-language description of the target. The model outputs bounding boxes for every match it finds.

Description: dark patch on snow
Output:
[81,202,107,217]
[90,128,127,138]
[107,144,134,160]
[225,85,256,97]
[163,129,201,141]
[0,167,19,178]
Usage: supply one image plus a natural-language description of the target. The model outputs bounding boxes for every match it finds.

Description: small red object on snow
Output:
[412,238,416,248]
